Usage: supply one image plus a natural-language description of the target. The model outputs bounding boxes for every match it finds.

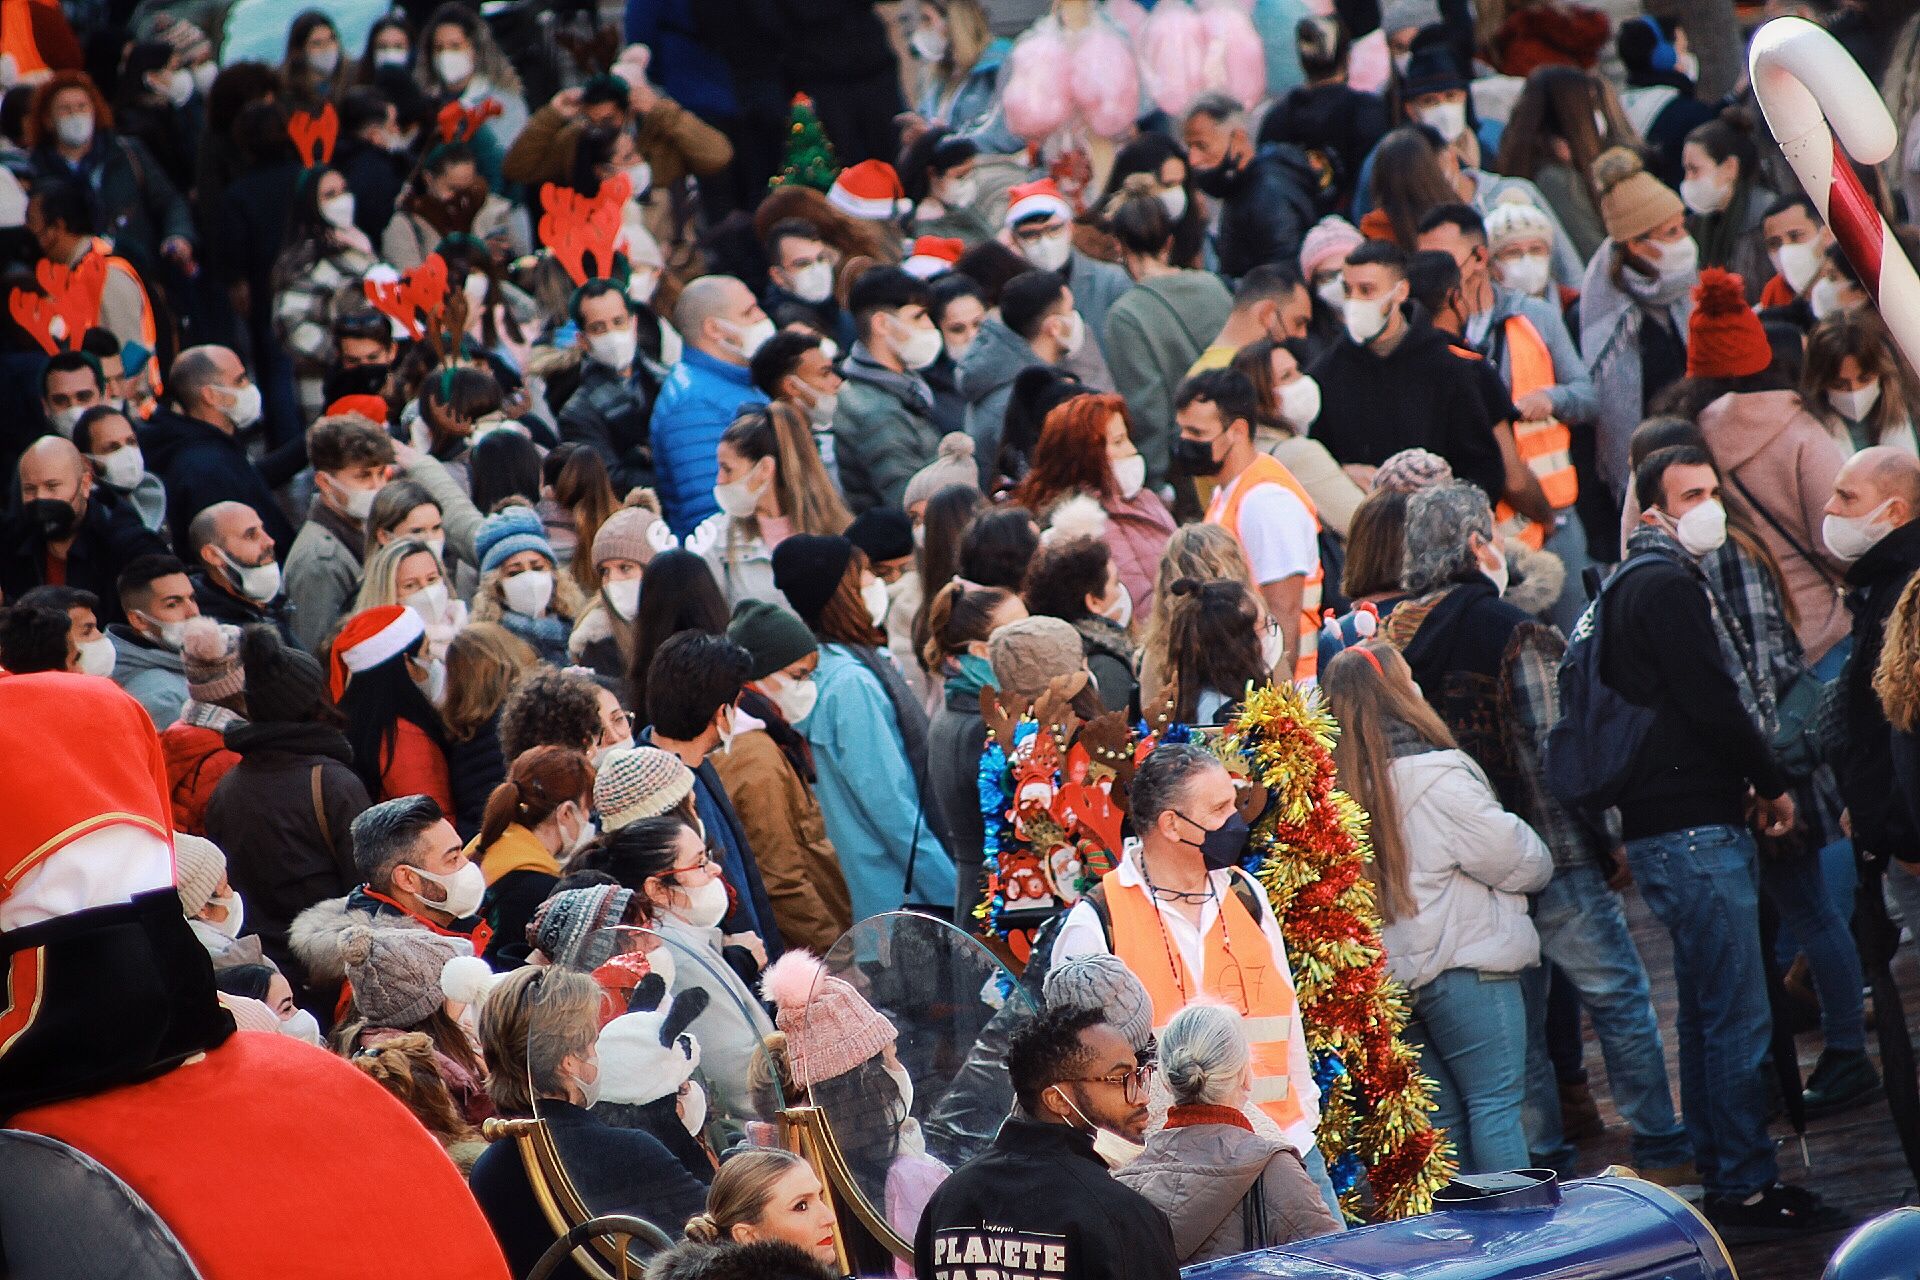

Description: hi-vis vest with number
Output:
[1206,453,1321,684]
[1491,314,1577,550]
[1102,869,1305,1134]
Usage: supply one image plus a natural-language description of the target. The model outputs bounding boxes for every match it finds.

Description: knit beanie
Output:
[729,600,818,682]
[595,746,695,831]
[476,503,557,576]
[340,925,473,1027]
[593,505,671,569]
[1594,147,1683,245]
[1381,0,1442,34]
[174,833,227,917]
[238,624,328,723]
[1299,216,1364,282]
[771,535,855,627]
[846,506,914,565]
[181,619,245,702]
[1044,954,1154,1053]
[1372,448,1455,494]
[988,616,1089,700]
[1483,191,1556,254]
[761,950,897,1090]
[1686,268,1771,379]
[527,885,635,969]
[904,433,980,508]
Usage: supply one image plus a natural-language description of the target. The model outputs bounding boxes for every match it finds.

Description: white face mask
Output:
[1810,276,1848,321]
[405,580,451,622]
[502,568,555,617]
[308,47,340,77]
[1832,380,1881,422]
[191,61,218,94]
[940,174,979,209]
[1111,453,1146,499]
[1672,498,1727,556]
[412,859,485,917]
[415,654,448,704]
[1157,186,1188,222]
[605,577,641,619]
[1417,100,1468,141]
[1100,585,1133,629]
[434,48,475,86]
[675,874,730,929]
[162,69,195,107]
[862,577,891,629]
[713,474,766,519]
[1023,230,1072,272]
[1344,294,1393,345]
[223,550,282,602]
[1648,235,1699,284]
[326,474,379,521]
[76,634,115,677]
[909,26,947,62]
[374,48,410,69]
[49,404,86,436]
[1497,252,1551,298]
[1773,240,1822,295]
[803,386,840,428]
[569,1055,603,1108]
[623,161,653,199]
[279,1007,323,1045]
[563,804,598,857]
[424,534,447,563]
[945,334,976,364]
[588,325,638,371]
[1479,542,1510,596]
[787,260,835,305]
[202,892,245,939]
[220,381,263,430]
[765,672,819,725]
[137,610,190,651]
[55,113,94,149]
[1260,619,1289,672]
[1314,276,1345,310]
[724,316,777,360]
[892,316,944,370]
[91,444,145,489]
[1277,375,1321,429]
[1679,173,1732,216]
[1055,309,1086,357]
[1824,498,1897,561]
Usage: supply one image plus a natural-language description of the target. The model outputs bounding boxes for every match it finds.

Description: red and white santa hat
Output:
[903,235,965,279]
[827,159,910,222]
[1004,179,1072,229]
[329,604,425,700]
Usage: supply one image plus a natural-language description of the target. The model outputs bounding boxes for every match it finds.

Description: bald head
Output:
[188,500,276,582]
[672,276,766,364]
[171,345,245,425]
[20,435,92,507]
[1828,446,1920,527]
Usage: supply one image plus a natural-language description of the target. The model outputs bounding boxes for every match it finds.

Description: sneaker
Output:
[1802,1048,1882,1117]
[1559,1079,1605,1142]
[1703,1182,1850,1243]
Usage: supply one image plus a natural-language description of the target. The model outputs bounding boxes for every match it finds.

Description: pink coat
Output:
[1103,488,1178,615]
[1698,390,1850,663]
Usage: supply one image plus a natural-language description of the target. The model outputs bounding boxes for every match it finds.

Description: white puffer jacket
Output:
[1379,748,1553,991]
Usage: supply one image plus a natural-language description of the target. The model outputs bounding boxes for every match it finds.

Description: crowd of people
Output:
[9,0,1920,1272]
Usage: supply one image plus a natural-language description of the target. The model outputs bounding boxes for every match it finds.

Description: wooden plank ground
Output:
[1562,888,1920,1280]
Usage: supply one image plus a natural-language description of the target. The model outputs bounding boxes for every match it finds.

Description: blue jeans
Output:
[1762,837,1866,1052]
[1624,824,1778,1198]
[1405,968,1532,1174]
[1301,1144,1345,1227]
[1525,862,1691,1171]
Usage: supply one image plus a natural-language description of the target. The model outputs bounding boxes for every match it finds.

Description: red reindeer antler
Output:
[436,98,503,145]
[363,253,449,340]
[288,103,338,167]
[536,173,631,286]
[9,252,108,353]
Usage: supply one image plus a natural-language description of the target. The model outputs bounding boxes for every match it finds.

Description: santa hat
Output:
[328,604,425,700]
[1005,179,1072,229]
[827,159,909,222]
[326,394,390,425]
[903,236,965,280]
[1687,268,1770,380]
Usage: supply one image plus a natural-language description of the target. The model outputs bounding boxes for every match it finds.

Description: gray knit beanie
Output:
[1044,953,1155,1053]
[341,925,473,1027]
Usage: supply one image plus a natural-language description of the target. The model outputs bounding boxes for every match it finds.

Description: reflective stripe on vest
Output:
[1102,870,1305,1133]
[1206,453,1322,684]
[1492,314,1577,549]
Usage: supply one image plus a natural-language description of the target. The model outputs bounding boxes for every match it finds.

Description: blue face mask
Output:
[951,651,999,695]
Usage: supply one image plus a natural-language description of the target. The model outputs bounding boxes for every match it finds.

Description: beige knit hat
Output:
[1594,147,1683,245]
[181,619,245,702]
[988,616,1089,701]
[1483,191,1556,254]
[593,501,672,569]
[174,833,227,917]
[904,433,980,509]
[340,926,474,1028]
[595,746,695,831]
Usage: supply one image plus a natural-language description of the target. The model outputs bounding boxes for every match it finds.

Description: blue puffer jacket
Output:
[649,348,767,537]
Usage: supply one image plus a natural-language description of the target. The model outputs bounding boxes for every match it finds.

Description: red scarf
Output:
[1163,1103,1254,1132]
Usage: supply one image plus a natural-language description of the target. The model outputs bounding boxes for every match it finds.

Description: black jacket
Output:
[447,712,508,842]
[334,135,411,247]
[1840,519,1920,860]
[0,490,166,625]
[1259,82,1388,210]
[140,407,297,553]
[915,1115,1180,1280]
[191,569,300,647]
[1211,143,1320,282]
[557,358,657,496]
[31,132,194,267]
[1600,549,1784,841]
[761,282,856,349]
[1307,315,1506,499]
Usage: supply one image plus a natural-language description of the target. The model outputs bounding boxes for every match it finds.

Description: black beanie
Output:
[772,534,855,627]
[846,506,914,565]
[239,624,328,722]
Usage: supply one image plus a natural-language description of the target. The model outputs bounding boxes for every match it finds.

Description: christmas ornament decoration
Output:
[771,94,840,193]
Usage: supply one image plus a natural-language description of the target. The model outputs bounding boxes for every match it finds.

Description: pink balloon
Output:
[1004,26,1072,142]
[1197,5,1265,109]
[1107,0,1150,44]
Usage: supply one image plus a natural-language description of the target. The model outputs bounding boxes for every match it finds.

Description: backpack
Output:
[1543,553,1675,812]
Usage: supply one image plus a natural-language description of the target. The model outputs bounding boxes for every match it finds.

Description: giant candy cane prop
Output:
[1751,18,1920,366]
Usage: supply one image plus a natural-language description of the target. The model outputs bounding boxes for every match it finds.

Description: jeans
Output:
[1301,1144,1346,1227]
[1624,824,1778,1198]
[1761,837,1866,1052]
[1405,968,1532,1174]
[1525,862,1691,1171]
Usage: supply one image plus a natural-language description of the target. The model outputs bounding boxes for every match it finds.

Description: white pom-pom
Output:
[441,954,498,1006]
[1048,493,1109,544]
[1354,610,1378,639]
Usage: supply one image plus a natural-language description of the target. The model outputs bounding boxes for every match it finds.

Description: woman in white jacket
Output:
[1323,643,1552,1175]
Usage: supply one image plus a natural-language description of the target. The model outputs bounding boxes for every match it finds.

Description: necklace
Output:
[1135,851,1250,1013]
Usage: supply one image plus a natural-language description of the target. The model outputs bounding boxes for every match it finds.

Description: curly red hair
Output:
[1010,392,1130,513]
[26,71,112,151]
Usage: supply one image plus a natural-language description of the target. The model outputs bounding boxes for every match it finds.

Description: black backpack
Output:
[1543,554,1675,813]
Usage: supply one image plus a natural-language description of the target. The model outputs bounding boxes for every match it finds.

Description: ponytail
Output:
[922,579,1013,672]
[476,745,596,860]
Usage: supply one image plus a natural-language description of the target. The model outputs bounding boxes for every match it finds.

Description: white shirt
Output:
[1052,843,1321,1155]
[1207,469,1317,587]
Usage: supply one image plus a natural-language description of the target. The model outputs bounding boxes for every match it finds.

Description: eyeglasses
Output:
[665,853,720,881]
[1064,1063,1154,1104]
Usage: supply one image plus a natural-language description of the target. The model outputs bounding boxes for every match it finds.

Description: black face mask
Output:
[1179,810,1252,870]
[1172,435,1223,477]
[1190,151,1242,199]
[28,497,79,542]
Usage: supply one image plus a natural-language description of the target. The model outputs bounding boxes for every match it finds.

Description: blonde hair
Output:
[472,561,592,626]
[1320,642,1456,922]
[684,1149,813,1244]
[1876,571,1920,733]
[353,1031,481,1153]
[354,538,447,614]
[933,0,993,95]
[477,966,603,1115]
[1141,525,1259,704]
[441,622,539,741]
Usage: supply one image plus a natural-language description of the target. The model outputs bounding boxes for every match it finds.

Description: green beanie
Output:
[728,599,819,681]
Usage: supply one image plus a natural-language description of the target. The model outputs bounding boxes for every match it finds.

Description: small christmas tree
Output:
[771,93,839,193]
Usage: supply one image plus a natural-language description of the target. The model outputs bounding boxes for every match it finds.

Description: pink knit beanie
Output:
[760,950,896,1090]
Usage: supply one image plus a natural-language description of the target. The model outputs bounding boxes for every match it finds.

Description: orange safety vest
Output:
[82,238,163,395]
[1206,453,1322,684]
[1491,314,1576,550]
[1103,870,1305,1133]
